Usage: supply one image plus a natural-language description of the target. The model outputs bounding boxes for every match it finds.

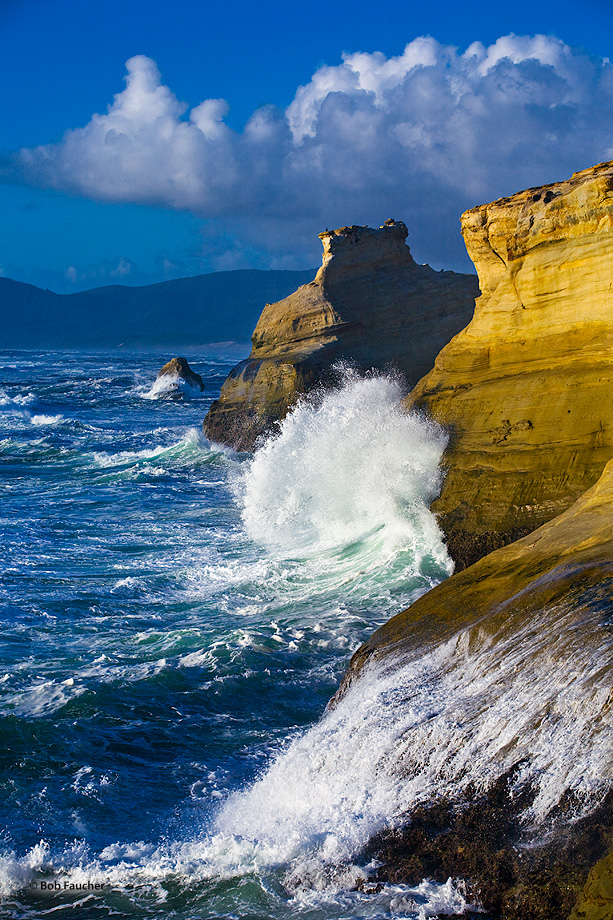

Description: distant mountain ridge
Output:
[0,269,317,347]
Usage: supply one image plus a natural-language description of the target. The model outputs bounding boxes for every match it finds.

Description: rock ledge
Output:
[203,220,478,450]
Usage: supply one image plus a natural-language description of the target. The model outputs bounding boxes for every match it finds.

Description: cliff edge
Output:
[336,457,613,920]
[407,161,613,568]
[203,220,479,450]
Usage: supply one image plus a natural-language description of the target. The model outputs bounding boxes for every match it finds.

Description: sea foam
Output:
[211,590,612,886]
[240,371,451,571]
[11,582,608,912]
[143,373,204,400]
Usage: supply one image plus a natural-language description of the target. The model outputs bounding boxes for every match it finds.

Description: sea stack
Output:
[407,161,613,568]
[156,356,204,393]
[203,220,479,450]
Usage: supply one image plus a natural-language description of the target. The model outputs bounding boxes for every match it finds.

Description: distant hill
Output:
[0,269,317,348]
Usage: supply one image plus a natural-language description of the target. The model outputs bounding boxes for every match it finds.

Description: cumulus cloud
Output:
[3,37,613,269]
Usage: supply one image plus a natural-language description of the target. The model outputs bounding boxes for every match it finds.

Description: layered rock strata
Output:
[337,458,613,919]
[407,161,613,568]
[203,220,479,450]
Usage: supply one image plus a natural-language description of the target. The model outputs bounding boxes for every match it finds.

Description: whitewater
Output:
[0,351,611,920]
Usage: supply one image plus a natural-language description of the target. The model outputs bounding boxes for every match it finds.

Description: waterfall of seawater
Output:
[2,357,611,920]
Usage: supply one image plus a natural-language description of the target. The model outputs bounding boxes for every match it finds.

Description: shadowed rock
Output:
[203,220,479,450]
[156,357,204,397]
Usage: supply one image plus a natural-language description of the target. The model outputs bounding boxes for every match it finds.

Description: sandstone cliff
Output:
[336,458,613,920]
[203,220,479,450]
[407,161,613,568]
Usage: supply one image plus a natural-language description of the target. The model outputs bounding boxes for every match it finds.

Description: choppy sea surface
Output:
[0,350,463,919]
[1,350,611,920]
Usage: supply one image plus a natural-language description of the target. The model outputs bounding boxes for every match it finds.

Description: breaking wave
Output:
[240,372,451,569]
[4,358,610,919]
[143,373,205,400]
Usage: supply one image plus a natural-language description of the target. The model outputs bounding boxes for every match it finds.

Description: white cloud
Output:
[63,256,141,288]
[3,36,613,270]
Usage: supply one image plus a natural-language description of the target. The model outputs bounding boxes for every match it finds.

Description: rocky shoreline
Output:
[362,780,613,920]
[337,457,613,919]
[203,220,478,450]
[203,162,613,919]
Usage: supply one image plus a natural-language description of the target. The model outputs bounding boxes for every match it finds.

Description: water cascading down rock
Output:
[203,220,479,450]
[336,160,613,920]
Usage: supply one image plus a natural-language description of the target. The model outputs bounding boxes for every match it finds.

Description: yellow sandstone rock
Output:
[203,220,478,450]
[569,849,613,920]
[337,455,613,690]
[408,161,613,568]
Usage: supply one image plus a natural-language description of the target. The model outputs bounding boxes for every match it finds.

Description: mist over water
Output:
[0,352,610,920]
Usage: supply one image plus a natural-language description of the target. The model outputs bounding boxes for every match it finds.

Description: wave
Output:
[0,386,38,410]
[13,583,602,916]
[0,839,472,919]
[239,372,451,572]
[213,588,612,882]
[88,427,224,477]
[143,373,205,400]
[29,413,64,426]
[8,363,608,917]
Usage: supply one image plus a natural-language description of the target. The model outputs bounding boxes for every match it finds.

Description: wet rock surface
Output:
[156,356,204,395]
[336,458,613,919]
[363,777,613,920]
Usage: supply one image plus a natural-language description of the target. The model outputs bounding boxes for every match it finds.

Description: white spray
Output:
[240,371,451,569]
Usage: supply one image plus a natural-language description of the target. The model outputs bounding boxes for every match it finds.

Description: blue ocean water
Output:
[2,351,611,920]
[0,350,461,919]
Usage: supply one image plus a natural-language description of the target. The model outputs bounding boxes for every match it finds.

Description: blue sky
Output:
[1,0,613,292]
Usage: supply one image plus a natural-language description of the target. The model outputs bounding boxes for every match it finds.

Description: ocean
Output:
[0,351,611,920]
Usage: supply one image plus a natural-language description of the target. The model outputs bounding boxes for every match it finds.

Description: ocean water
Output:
[0,351,611,920]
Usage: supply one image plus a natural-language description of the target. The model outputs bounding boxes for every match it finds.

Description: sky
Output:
[1,0,613,292]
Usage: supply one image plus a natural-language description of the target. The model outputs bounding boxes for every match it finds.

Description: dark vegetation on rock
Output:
[362,778,613,920]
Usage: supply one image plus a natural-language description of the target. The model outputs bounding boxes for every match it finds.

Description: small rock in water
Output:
[156,357,204,397]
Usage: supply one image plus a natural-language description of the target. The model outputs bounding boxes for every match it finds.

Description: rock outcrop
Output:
[336,458,613,919]
[155,357,204,397]
[203,220,479,450]
[407,161,613,568]
[569,848,613,920]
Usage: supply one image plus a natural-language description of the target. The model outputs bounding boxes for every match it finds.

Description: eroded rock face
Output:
[407,161,613,568]
[203,220,479,450]
[336,459,613,919]
[156,357,204,396]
